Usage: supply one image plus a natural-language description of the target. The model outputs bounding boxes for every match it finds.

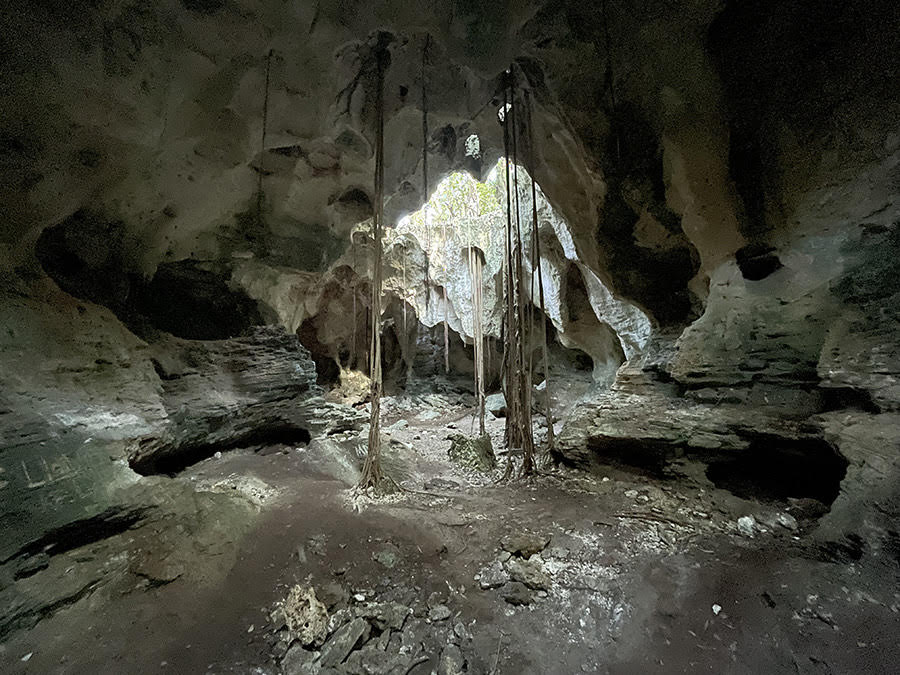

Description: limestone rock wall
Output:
[0,280,331,560]
[2,0,899,558]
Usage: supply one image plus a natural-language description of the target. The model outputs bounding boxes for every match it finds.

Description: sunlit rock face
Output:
[286,163,652,385]
[554,0,900,549]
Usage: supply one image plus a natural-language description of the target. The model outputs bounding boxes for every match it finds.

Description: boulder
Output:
[447,434,496,472]
[485,393,507,418]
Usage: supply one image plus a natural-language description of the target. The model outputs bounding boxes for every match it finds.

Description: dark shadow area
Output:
[705,436,847,505]
[735,243,782,281]
[3,507,149,565]
[130,425,312,477]
[820,387,880,414]
[36,210,263,340]
[584,437,677,479]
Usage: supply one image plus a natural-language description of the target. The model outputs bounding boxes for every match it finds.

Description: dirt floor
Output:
[1,386,899,674]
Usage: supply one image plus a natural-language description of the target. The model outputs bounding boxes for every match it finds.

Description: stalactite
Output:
[359,41,389,490]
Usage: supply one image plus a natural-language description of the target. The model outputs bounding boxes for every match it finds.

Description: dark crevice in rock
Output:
[704,436,847,506]
[2,507,149,565]
[298,317,343,386]
[36,211,264,340]
[735,243,783,281]
[819,387,881,414]
[583,437,677,480]
[129,425,312,477]
[580,433,847,508]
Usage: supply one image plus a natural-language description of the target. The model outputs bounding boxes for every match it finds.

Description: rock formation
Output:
[0,1,899,667]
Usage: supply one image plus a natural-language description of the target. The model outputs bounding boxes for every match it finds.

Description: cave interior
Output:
[1,0,899,673]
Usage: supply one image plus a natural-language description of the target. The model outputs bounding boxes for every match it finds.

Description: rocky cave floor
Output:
[2,387,899,675]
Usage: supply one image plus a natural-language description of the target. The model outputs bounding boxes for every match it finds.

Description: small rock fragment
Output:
[278,585,329,647]
[737,515,756,537]
[502,582,533,606]
[506,558,550,590]
[428,604,452,622]
[775,512,798,531]
[478,561,510,590]
[281,643,319,675]
[500,531,551,558]
[319,617,370,668]
[447,434,496,471]
[485,393,507,418]
[358,602,411,631]
[373,544,400,569]
[438,643,466,675]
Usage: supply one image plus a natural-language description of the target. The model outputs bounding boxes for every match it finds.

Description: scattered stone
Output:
[318,582,348,610]
[373,544,401,569]
[319,617,370,668]
[278,585,329,647]
[386,419,408,433]
[775,512,799,531]
[417,409,441,421]
[438,644,466,675]
[737,515,756,537]
[478,561,510,590]
[308,534,328,556]
[281,642,319,675]
[343,645,410,675]
[447,434,496,471]
[502,582,533,606]
[624,489,639,498]
[358,602,411,631]
[428,604,452,622]
[541,546,570,561]
[485,393,507,417]
[712,604,722,616]
[506,558,550,590]
[424,477,460,491]
[500,531,551,558]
